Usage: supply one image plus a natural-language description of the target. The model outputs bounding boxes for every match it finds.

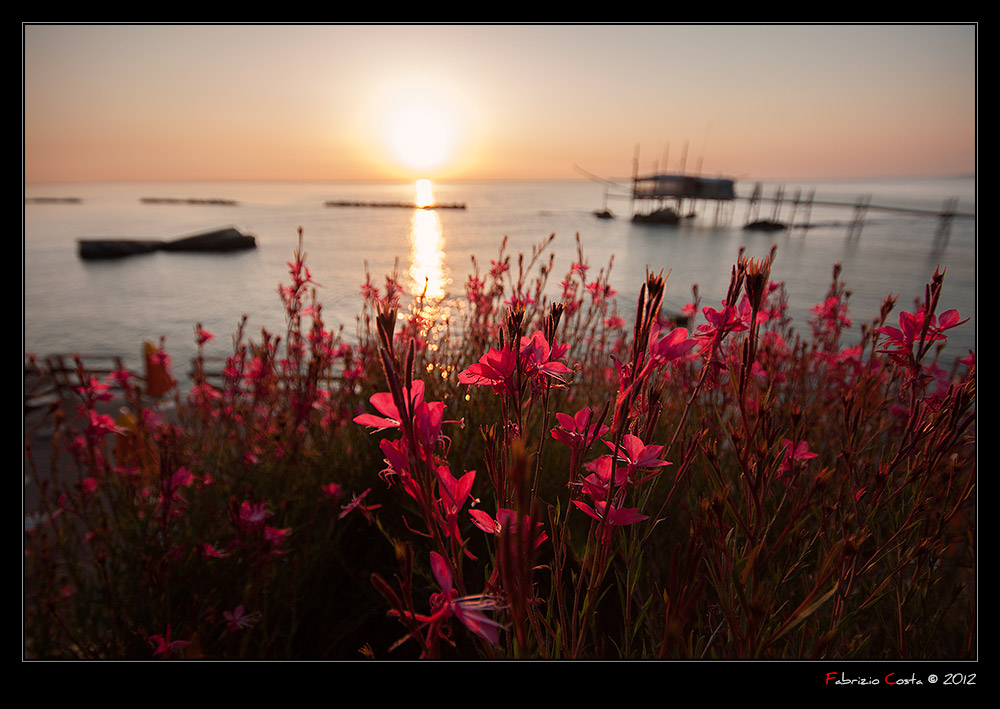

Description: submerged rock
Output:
[744,219,788,232]
[78,239,164,259]
[78,227,256,260]
[160,228,257,253]
[632,208,681,225]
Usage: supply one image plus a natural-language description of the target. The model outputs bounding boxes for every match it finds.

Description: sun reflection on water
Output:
[405,180,461,360]
[409,207,447,299]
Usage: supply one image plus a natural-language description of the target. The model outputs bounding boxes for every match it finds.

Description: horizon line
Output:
[24,171,977,186]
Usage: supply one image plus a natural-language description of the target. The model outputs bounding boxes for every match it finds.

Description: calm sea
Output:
[23,177,976,378]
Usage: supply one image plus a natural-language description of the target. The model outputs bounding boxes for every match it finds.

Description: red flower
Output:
[321,482,343,503]
[696,301,747,343]
[150,625,190,658]
[437,466,476,540]
[519,330,573,382]
[876,307,968,364]
[201,542,228,558]
[264,525,291,551]
[338,487,382,523]
[354,380,445,449]
[572,499,648,540]
[459,330,572,396]
[470,507,548,547]
[223,605,259,632]
[353,380,425,431]
[458,346,518,394]
[606,434,672,472]
[579,456,625,500]
[426,552,502,645]
[778,439,818,476]
[194,324,214,345]
[86,410,121,440]
[551,407,608,451]
[648,325,698,365]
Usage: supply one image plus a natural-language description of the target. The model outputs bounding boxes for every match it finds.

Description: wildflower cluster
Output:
[24,230,975,660]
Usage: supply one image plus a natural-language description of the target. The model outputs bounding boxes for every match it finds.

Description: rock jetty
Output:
[324,199,466,210]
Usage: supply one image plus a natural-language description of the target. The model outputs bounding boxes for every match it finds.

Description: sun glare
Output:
[382,90,459,173]
[415,178,435,208]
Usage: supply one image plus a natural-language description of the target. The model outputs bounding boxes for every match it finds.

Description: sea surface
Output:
[23,177,976,379]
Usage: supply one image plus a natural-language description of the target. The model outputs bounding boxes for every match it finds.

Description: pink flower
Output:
[321,482,343,503]
[377,438,428,506]
[436,467,476,540]
[778,439,818,475]
[585,280,616,303]
[354,380,445,448]
[201,542,228,558]
[195,324,214,345]
[579,456,628,500]
[167,466,193,490]
[86,410,121,440]
[459,345,517,394]
[353,384,417,431]
[338,487,381,523]
[551,407,608,451]
[470,507,548,547]
[426,552,502,645]
[263,525,291,551]
[150,625,190,658]
[696,301,747,342]
[519,330,573,382]
[810,296,852,334]
[606,434,672,472]
[458,330,572,396]
[76,376,114,403]
[572,499,648,540]
[936,309,967,332]
[877,310,928,356]
[578,438,668,499]
[360,281,381,303]
[490,258,510,279]
[158,467,195,516]
[504,294,534,310]
[648,325,698,364]
[734,294,770,328]
[236,500,272,535]
[876,307,967,364]
[223,605,259,632]
[110,368,135,388]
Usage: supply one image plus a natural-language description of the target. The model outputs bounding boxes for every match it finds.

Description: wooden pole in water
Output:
[935,197,958,242]
[630,143,639,218]
[847,194,871,239]
[746,183,762,226]
[803,189,815,229]
[772,185,785,222]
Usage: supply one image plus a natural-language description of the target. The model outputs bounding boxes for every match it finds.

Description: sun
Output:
[380,88,460,173]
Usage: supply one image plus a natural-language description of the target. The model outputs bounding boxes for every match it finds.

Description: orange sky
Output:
[23,24,976,183]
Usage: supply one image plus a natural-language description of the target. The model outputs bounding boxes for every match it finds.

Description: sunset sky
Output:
[23,24,976,184]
